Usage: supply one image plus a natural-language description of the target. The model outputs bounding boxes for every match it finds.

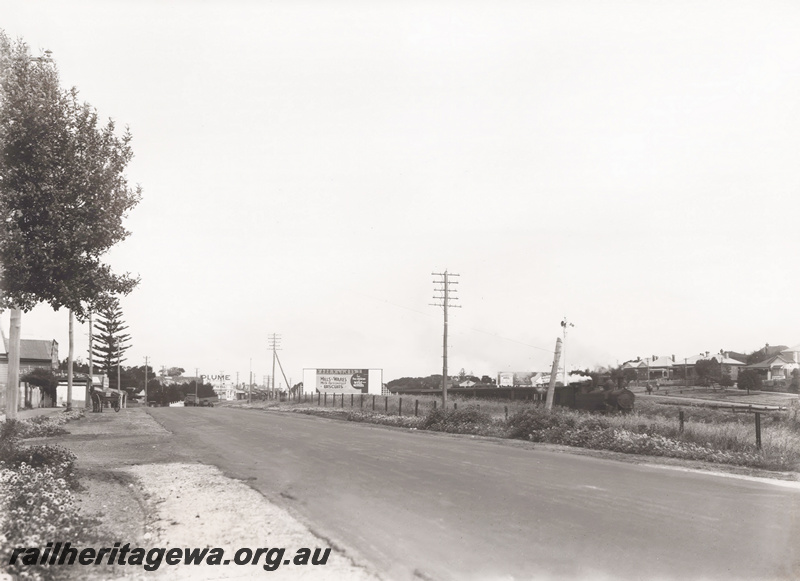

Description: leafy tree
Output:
[0,32,140,417]
[146,380,215,406]
[695,359,721,387]
[166,367,185,377]
[737,370,762,394]
[790,369,800,394]
[90,298,131,387]
[0,37,140,317]
[58,358,90,374]
[20,367,59,407]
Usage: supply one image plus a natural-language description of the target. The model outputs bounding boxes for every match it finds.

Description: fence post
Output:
[679,410,685,433]
[755,412,762,449]
[372,395,376,411]
[415,399,419,417]
[341,393,344,408]
[361,394,364,409]
[454,402,457,411]
[385,396,388,413]
[505,405,508,421]
[318,392,320,406]
[433,400,437,410]
[351,394,354,407]
[399,397,403,417]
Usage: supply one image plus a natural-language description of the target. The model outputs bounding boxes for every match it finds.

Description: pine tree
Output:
[91,299,131,385]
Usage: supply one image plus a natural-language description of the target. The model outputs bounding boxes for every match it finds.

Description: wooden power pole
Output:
[6,309,22,419]
[546,338,563,411]
[432,270,460,407]
[269,334,281,397]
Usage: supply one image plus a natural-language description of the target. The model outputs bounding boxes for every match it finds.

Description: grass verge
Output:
[237,396,800,473]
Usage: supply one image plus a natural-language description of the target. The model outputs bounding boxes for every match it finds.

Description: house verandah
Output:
[623,352,746,383]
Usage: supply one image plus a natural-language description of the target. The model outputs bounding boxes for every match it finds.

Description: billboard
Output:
[303,368,383,395]
[497,371,544,387]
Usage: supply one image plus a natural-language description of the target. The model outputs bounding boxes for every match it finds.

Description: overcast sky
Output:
[2,0,799,385]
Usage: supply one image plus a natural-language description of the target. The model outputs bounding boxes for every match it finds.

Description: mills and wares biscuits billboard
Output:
[303,368,383,395]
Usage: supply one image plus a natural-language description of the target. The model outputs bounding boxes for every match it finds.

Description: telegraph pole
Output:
[87,311,94,410]
[560,317,574,387]
[546,338,563,411]
[144,356,149,407]
[431,270,460,406]
[248,358,252,404]
[269,334,281,398]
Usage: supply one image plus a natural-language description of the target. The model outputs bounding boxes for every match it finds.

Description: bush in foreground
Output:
[0,409,99,580]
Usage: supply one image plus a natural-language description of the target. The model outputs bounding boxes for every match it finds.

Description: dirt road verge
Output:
[47,408,379,580]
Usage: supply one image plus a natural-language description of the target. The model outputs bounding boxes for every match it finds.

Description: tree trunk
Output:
[86,311,93,409]
[67,310,74,411]
[6,308,22,419]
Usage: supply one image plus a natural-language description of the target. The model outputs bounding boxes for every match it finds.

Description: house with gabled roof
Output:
[0,327,59,409]
[673,351,746,381]
[744,346,800,381]
[622,356,676,380]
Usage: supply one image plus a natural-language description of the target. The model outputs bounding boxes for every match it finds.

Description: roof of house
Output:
[647,356,674,368]
[676,353,745,366]
[622,360,646,369]
[1,327,57,361]
[746,353,797,369]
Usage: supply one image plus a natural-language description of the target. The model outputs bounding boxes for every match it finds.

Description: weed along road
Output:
[147,406,800,581]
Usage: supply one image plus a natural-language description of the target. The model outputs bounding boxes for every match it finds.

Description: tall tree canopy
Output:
[0,32,140,319]
[91,298,131,379]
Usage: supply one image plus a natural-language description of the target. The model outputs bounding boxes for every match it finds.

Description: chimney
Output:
[672,354,675,362]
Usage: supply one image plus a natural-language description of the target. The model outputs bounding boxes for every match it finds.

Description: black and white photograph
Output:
[1,1,799,579]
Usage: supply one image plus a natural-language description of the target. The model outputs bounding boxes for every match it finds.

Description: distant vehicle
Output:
[184,394,218,407]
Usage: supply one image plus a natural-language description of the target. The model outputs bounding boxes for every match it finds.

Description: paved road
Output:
[148,407,800,581]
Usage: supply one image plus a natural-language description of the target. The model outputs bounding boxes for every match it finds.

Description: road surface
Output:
[148,406,800,581]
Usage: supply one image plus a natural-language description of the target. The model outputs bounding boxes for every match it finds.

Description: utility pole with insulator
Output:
[269,334,281,398]
[546,338,563,411]
[431,270,460,407]
[560,317,574,387]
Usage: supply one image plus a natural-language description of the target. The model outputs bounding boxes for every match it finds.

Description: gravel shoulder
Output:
[48,407,381,581]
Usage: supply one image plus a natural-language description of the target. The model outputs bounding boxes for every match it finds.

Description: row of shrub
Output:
[0,411,104,580]
[288,399,800,472]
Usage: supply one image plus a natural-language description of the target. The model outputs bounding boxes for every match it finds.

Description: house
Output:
[644,355,675,379]
[673,352,746,381]
[622,356,678,381]
[0,328,59,409]
[744,346,800,381]
[621,359,648,380]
